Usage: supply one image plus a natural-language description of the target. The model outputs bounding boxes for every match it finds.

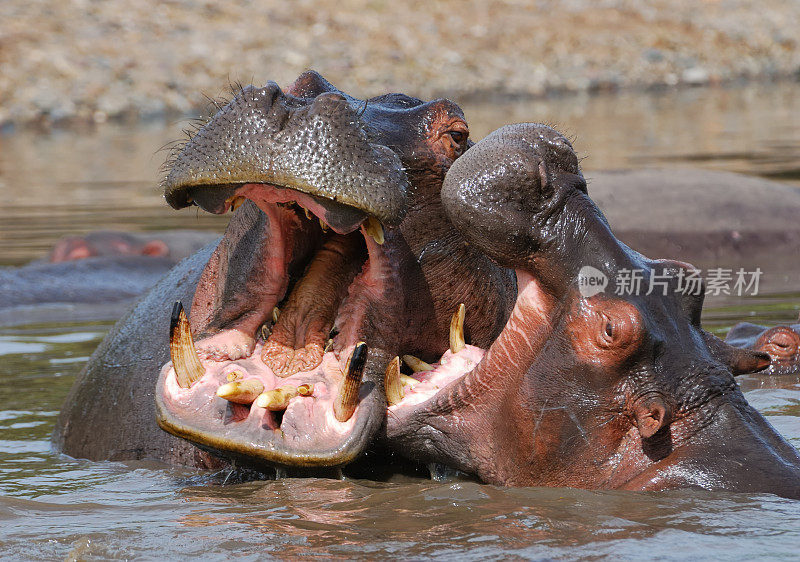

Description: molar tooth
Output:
[304,208,313,220]
[363,217,385,245]
[298,383,314,396]
[216,378,264,404]
[319,218,329,232]
[402,354,433,373]
[255,385,300,410]
[334,342,368,422]
[385,356,404,406]
[450,303,466,354]
[169,301,205,389]
[226,370,243,382]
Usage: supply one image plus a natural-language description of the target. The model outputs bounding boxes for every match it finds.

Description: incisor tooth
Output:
[402,354,433,373]
[450,303,466,354]
[334,342,368,422]
[363,217,385,245]
[319,218,329,232]
[216,378,264,404]
[385,356,404,406]
[169,301,205,389]
[304,208,312,220]
[400,374,420,388]
[255,385,300,410]
[272,307,280,324]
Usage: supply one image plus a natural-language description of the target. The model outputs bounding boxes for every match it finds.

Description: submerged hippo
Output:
[55,71,514,467]
[0,230,219,327]
[726,314,800,376]
[380,124,800,497]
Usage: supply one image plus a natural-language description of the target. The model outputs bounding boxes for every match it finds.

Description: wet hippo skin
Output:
[53,76,800,497]
[384,124,800,498]
[55,71,515,471]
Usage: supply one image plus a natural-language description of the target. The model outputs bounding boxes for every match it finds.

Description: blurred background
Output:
[0,0,799,264]
[2,0,800,127]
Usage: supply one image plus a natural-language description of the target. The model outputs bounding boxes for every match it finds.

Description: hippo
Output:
[382,123,800,498]
[55,71,514,468]
[46,230,218,263]
[725,314,800,376]
[0,230,219,327]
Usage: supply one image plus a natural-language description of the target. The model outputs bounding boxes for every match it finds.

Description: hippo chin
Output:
[382,124,800,498]
[56,71,514,470]
[726,314,800,376]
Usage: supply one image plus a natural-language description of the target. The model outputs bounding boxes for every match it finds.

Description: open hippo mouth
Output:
[155,79,415,469]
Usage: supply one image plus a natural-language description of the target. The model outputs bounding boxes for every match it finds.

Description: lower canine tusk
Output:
[170,301,205,389]
[450,303,466,354]
[385,356,404,406]
[334,342,368,422]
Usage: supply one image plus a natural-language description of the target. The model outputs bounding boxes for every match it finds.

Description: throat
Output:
[262,233,366,377]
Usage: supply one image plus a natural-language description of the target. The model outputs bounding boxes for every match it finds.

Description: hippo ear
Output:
[634,396,670,439]
[702,330,771,375]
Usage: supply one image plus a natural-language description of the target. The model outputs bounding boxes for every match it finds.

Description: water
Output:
[1,82,800,559]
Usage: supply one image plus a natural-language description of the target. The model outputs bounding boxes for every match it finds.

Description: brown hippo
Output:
[383,123,800,498]
[55,71,514,468]
[725,314,800,376]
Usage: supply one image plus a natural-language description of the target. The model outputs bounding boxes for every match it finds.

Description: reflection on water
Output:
[0,83,799,558]
[0,304,798,558]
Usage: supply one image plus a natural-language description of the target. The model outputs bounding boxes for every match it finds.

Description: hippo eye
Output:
[448,130,466,144]
[604,321,615,339]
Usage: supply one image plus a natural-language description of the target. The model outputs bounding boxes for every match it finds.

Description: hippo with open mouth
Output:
[382,123,800,497]
[55,71,514,469]
[56,74,800,497]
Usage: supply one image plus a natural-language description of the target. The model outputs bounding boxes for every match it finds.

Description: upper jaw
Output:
[162,83,409,227]
[183,183,373,235]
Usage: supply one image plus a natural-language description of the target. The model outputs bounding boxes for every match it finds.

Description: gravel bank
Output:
[2,0,799,127]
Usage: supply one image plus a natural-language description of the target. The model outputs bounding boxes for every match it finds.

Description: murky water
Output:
[1,82,799,559]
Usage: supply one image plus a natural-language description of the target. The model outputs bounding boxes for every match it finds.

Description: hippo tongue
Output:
[262,233,365,377]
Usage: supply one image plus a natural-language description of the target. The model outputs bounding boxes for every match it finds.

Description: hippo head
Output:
[154,71,498,470]
[385,123,780,490]
[725,314,800,376]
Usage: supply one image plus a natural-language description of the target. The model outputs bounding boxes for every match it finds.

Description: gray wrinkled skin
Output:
[53,243,221,466]
[386,123,800,498]
[164,84,408,226]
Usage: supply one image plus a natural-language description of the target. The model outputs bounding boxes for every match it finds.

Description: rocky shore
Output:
[2,0,799,128]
